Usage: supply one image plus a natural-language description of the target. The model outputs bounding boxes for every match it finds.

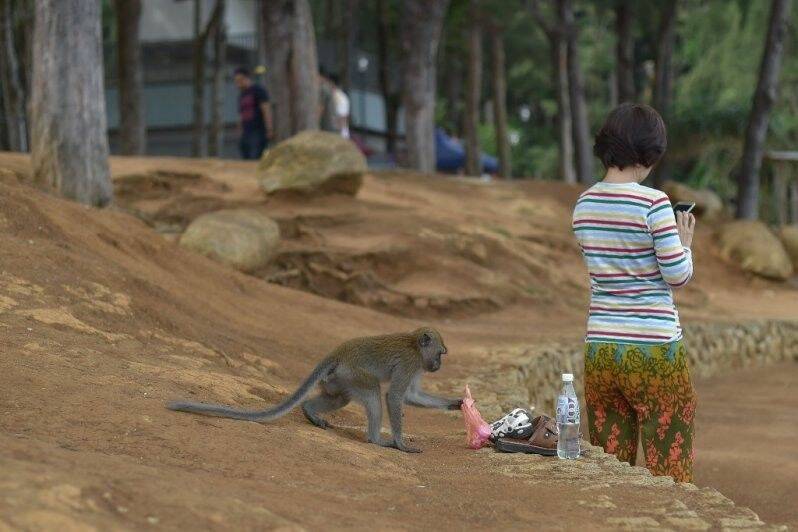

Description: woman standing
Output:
[572,103,697,482]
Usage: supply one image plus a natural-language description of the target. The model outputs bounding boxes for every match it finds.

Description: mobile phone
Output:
[673,202,696,214]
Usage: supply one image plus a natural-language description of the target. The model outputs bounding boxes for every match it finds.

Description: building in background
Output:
[104,0,396,159]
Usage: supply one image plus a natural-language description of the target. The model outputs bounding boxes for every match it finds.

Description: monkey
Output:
[167,327,461,453]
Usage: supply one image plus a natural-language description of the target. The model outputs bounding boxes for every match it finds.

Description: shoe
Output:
[494,414,559,456]
[489,408,534,442]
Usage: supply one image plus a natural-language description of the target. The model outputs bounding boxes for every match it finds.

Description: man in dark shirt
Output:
[234,67,273,159]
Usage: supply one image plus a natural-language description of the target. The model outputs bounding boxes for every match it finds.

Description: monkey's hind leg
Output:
[301,392,350,429]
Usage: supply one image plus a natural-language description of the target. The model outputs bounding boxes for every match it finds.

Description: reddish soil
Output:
[0,152,795,530]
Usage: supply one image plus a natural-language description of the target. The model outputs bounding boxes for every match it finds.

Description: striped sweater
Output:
[572,181,693,344]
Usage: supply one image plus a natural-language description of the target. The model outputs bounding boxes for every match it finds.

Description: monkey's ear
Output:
[419,332,432,347]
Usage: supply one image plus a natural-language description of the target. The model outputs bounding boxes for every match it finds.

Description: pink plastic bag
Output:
[460,384,492,449]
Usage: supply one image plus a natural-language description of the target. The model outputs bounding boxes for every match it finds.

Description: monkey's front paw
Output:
[447,399,464,410]
[394,441,422,453]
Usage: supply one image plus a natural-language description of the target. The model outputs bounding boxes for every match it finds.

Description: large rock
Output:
[179,209,280,273]
[778,224,798,269]
[718,220,793,280]
[257,131,367,196]
[661,181,724,220]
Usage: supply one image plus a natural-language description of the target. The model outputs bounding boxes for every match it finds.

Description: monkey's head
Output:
[414,327,447,372]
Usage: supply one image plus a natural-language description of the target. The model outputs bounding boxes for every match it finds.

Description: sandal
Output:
[495,414,559,456]
[489,408,534,441]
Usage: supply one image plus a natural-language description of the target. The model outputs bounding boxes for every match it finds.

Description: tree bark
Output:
[289,0,320,132]
[736,0,792,220]
[614,0,635,103]
[562,0,593,184]
[1,0,28,152]
[30,0,111,206]
[490,22,511,178]
[208,0,226,157]
[464,0,482,176]
[115,0,145,155]
[400,0,449,173]
[262,0,319,141]
[191,0,206,156]
[651,0,677,188]
[376,0,400,154]
[338,0,357,93]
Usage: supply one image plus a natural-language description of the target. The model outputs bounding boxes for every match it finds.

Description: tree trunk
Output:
[464,0,482,176]
[376,0,400,154]
[736,0,792,220]
[115,0,145,155]
[262,0,319,140]
[1,0,28,151]
[400,0,449,173]
[552,34,576,184]
[490,22,511,178]
[614,0,635,103]
[208,0,226,157]
[262,0,293,141]
[191,0,206,156]
[562,0,593,184]
[338,0,357,93]
[651,0,677,188]
[30,0,111,206]
[290,0,320,132]
[790,179,798,224]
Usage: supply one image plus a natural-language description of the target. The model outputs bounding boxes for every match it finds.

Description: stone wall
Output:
[467,320,798,418]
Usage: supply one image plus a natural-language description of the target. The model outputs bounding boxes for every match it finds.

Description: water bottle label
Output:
[556,396,580,424]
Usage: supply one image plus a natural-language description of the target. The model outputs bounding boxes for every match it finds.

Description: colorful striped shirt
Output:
[572,181,693,344]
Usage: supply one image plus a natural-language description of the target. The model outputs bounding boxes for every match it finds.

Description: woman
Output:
[572,103,697,482]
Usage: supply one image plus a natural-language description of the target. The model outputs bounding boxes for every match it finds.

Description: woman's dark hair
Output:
[593,103,667,170]
[234,66,251,78]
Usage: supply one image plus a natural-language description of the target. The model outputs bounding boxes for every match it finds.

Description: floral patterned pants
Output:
[584,340,697,483]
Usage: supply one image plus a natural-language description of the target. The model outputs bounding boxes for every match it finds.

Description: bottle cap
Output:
[562,373,574,382]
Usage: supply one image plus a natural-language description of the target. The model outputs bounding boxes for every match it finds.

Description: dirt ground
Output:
[0,152,796,530]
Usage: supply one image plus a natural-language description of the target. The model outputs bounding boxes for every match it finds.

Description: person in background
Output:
[329,73,351,139]
[318,69,340,134]
[234,66,273,160]
[572,103,697,483]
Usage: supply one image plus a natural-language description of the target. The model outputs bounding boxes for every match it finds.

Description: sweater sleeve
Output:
[647,195,693,287]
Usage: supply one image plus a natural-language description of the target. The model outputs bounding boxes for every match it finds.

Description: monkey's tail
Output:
[166,357,338,422]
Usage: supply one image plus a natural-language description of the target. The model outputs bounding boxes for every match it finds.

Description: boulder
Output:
[179,209,280,273]
[718,220,793,280]
[257,131,367,196]
[778,224,798,269]
[661,181,724,220]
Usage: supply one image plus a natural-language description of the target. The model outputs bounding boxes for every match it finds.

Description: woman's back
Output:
[572,181,692,344]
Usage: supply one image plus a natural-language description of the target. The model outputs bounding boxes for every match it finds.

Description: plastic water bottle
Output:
[556,373,581,459]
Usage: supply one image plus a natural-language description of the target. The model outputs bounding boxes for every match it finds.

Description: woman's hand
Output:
[676,211,696,248]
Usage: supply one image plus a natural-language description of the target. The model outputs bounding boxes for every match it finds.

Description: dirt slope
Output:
[1,152,796,530]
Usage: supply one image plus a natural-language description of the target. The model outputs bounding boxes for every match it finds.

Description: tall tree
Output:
[489,19,511,178]
[651,0,678,188]
[376,0,400,154]
[529,0,576,183]
[464,0,482,176]
[30,0,111,206]
[1,0,28,152]
[262,0,320,141]
[736,0,792,220]
[338,0,358,93]
[208,0,226,157]
[614,0,635,103]
[114,0,145,155]
[561,0,593,184]
[400,0,449,172]
[191,0,206,156]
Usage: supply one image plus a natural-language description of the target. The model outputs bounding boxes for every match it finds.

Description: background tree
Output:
[529,0,576,184]
[463,0,482,176]
[400,0,449,172]
[562,0,594,184]
[208,0,226,157]
[488,17,511,178]
[376,0,401,154]
[262,0,320,141]
[651,0,678,187]
[30,0,111,206]
[614,0,635,103]
[0,0,29,152]
[736,0,793,220]
[114,0,145,155]
[191,0,206,156]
